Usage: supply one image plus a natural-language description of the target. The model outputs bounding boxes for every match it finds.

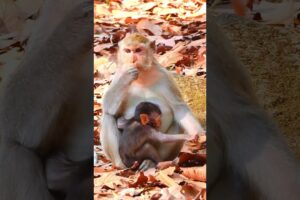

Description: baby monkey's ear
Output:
[140,114,149,125]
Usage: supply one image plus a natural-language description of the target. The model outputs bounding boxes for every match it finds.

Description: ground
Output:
[214,12,300,160]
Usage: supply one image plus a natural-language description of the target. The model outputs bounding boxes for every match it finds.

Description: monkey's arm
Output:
[100,113,126,168]
[100,66,139,168]
[161,74,205,136]
[149,130,190,143]
[103,68,138,116]
[100,68,138,168]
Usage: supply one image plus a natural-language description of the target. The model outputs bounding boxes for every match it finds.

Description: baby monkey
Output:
[118,102,193,169]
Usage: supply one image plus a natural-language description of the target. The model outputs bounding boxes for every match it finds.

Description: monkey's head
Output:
[117,33,154,71]
[134,102,161,129]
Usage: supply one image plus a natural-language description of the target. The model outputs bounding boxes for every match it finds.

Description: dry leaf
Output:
[156,160,175,170]
[161,166,176,176]
[181,165,206,181]
[153,7,178,16]
[137,2,157,11]
[128,172,148,187]
[136,19,162,36]
[178,152,206,167]
[179,3,206,19]
[94,4,110,16]
[155,36,176,47]
[94,43,114,53]
[94,172,127,188]
[155,171,178,187]
[122,0,141,9]
[158,41,185,67]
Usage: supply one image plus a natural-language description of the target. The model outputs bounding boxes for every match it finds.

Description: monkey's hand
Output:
[184,134,199,142]
[138,159,156,171]
[102,68,138,115]
[121,68,139,84]
[185,134,206,143]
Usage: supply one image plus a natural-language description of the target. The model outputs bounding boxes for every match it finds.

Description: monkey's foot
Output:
[138,159,156,171]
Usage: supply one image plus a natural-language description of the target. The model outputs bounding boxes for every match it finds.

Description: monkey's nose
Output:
[132,55,137,63]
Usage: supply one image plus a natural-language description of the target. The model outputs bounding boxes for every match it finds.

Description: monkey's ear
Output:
[155,116,161,127]
[140,114,149,125]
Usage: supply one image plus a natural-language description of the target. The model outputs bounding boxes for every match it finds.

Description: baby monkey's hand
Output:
[184,134,199,142]
[185,133,206,143]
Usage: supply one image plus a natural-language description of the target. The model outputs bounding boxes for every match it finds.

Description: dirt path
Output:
[214,13,300,160]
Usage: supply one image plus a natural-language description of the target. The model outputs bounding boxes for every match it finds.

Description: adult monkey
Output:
[207,14,300,200]
[0,0,93,199]
[101,33,205,170]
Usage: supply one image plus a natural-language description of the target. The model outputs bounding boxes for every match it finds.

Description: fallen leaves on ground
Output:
[94,136,207,199]
[94,1,207,198]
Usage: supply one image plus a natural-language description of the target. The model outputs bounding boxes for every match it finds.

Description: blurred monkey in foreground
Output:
[0,0,93,199]
[207,14,300,200]
[118,102,193,169]
[101,33,205,169]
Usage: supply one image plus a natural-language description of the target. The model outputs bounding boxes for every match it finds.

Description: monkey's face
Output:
[149,113,161,129]
[119,44,151,70]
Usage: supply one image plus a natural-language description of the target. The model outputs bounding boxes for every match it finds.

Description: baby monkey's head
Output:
[134,102,161,129]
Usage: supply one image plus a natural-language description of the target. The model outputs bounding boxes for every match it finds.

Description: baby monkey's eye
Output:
[124,48,131,53]
[135,48,142,53]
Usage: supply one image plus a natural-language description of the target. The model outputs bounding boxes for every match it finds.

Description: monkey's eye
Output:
[124,48,131,53]
[135,48,142,53]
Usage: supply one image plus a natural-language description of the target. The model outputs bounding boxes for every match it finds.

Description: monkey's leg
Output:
[161,77,205,137]
[100,114,126,168]
[156,122,185,161]
[100,71,138,168]
[136,143,162,171]
[0,142,54,200]
[138,123,185,170]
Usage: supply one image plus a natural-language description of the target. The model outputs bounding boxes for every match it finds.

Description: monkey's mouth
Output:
[135,64,145,70]
[136,64,152,71]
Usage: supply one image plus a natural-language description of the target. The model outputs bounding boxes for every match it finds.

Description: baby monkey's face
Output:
[140,112,161,129]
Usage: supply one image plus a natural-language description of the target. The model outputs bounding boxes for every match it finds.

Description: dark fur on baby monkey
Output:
[118,102,189,168]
